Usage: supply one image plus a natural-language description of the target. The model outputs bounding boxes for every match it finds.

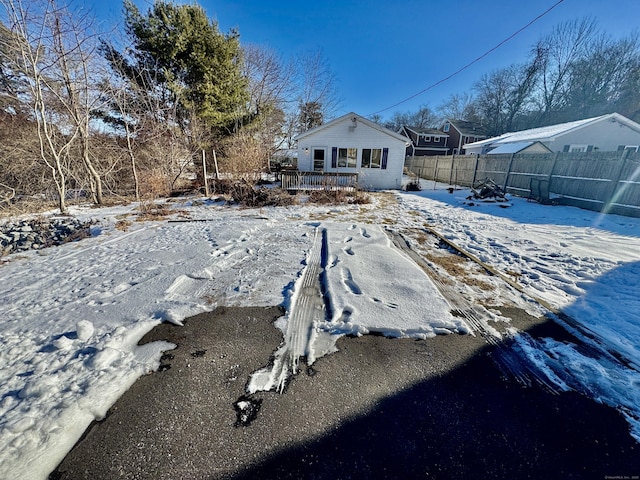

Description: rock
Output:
[0,217,95,256]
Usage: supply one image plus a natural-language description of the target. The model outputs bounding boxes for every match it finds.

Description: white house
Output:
[294,112,410,190]
[464,113,640,155]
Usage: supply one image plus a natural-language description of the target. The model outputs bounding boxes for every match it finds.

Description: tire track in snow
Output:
[386,229,562,393]
[248,227,327,393]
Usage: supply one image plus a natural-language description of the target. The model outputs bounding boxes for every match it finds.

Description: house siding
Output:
[441,120,488,154]
[401,127,449,157]
[296,115,407,190]
[552,121,640,152]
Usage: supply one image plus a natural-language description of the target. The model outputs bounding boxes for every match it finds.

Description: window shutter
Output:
[586,145,593,152]
[331,147,337,168]
[563,145,570,153]
[381,148,389,169]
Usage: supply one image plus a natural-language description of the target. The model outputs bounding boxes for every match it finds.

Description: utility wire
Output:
[368,0,565,116]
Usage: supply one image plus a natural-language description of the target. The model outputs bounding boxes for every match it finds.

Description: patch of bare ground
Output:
[401,228,495,292]
[114,218,133,232]
[425,252,494,291]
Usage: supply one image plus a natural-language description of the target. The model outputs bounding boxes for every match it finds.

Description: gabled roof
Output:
[487,141,552,155]
[445,119,489,136]
[295,112,409,144]
[403,126,449,136]
[465,113,640,150]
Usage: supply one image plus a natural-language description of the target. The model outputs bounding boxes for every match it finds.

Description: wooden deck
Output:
[281,171,358,192]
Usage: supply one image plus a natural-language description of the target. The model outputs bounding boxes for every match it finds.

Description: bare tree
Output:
[294,48,341,131]
[243,44,294,119]
[1,0,77,213]
[436,92,479,123]
[50,4,106,204]
[237,44,295,169]
[473,56,541,136]
[0,0,110,212]
[563,32,640,119]
[383,105,437,131]
[432,18,640,131]
[531,17,599,125]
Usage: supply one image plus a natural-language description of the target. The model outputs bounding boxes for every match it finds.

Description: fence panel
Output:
[475,155,511,187]
[506,154,554,195]
[608,158,640,214]
[405,150,640,217]
[550,154,618,204]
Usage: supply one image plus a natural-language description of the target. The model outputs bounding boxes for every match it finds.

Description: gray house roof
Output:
[445,119,489,137]
[403,126,449,137]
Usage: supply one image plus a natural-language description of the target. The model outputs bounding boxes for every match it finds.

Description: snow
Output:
[1,183,640,478]
[398,184,640,365]
[319,221,468,338]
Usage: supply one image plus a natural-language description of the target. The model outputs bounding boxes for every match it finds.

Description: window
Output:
[422,135,431,142]
[313,148,325,171]
[381,148,388,169]
[569,144,588,153]
[433,136,440,143]
[443,122,450,132]
[362,148,382,168]
[338,148,357,168]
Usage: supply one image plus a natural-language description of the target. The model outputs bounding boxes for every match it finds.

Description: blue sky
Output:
[90,0,640,119]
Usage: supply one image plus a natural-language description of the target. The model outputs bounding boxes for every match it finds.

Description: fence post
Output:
[433,156,439,184]
[449,154,456,185]
[547,151,560,183]
[503,153,516,193]
[202,150,209,197]
[472,154,480,187]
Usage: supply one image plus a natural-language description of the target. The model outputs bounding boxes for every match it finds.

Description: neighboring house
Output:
[464,113,640,155]
[441,119,489,154]
[400,126,449,157]
[294,112,409,190]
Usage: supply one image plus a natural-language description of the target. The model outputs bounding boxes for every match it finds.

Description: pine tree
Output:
[112,0,248,134]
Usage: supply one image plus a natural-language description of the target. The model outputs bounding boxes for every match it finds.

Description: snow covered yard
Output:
[1,184,640,479]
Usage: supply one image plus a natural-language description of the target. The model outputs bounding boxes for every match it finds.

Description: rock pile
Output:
[0,217,94,255]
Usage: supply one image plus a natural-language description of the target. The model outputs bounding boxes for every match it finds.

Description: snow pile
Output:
[320,222,468,338]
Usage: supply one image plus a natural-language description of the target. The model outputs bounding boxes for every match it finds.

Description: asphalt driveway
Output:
[51,305,640,480]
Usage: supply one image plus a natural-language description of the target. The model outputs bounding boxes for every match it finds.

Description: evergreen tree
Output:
[108,0,248,135]
[298,101,323,131]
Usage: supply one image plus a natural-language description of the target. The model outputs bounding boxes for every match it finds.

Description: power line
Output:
[368,0,565,116]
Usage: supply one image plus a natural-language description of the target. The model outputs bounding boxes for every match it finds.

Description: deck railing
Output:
[281,171,359,191]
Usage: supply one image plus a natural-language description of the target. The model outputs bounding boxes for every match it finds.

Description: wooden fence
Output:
[281,171,358,192]
[406,150,640,218]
